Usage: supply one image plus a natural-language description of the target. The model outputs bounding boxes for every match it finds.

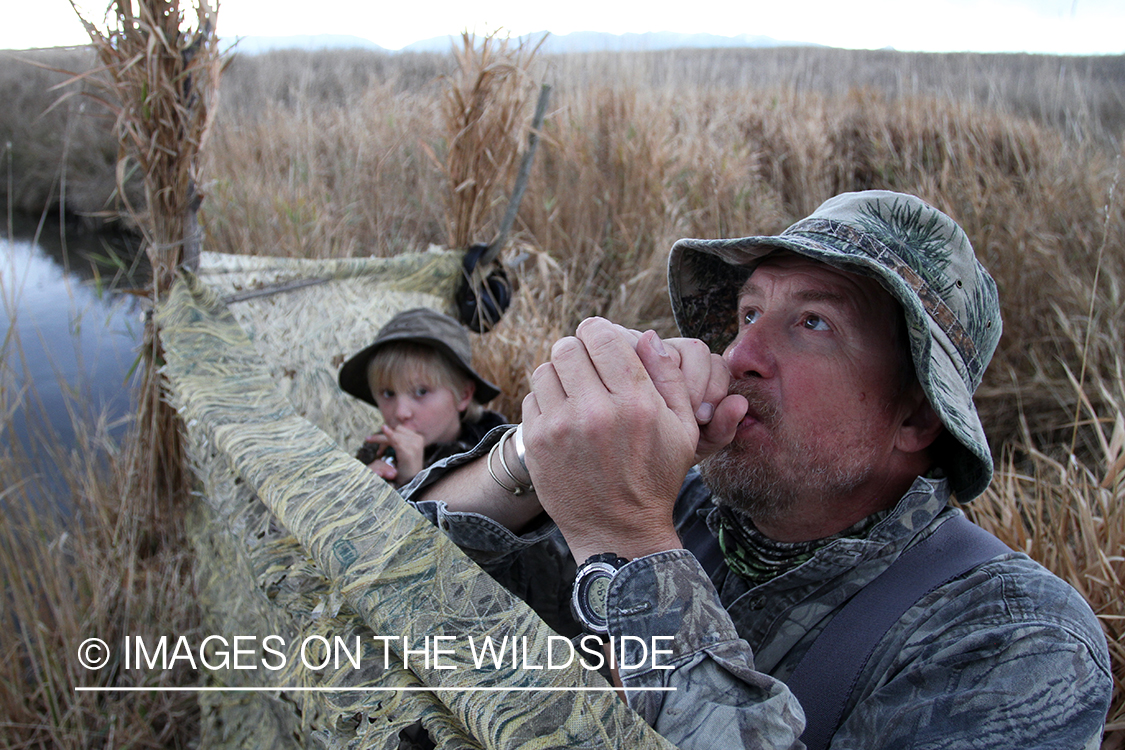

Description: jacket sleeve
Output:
[400,425,557,565]
[610,549,806,749]
[400,426,579,636]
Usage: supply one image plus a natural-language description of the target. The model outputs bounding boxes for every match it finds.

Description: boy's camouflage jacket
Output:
[404,429,1112,750]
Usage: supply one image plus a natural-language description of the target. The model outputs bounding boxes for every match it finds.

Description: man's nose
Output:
[723,323,775,380]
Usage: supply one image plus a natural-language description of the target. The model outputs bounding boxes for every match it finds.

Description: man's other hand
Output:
[522,317,703,560]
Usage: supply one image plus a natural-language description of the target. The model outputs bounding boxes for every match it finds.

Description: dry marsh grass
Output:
[0,47,128,223]
[0,430,201,748]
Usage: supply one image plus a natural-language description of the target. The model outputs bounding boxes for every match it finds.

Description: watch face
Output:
[585,573,612,622]
[572,561,620,635]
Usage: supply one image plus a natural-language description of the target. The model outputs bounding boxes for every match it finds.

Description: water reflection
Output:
[1,214,145,486]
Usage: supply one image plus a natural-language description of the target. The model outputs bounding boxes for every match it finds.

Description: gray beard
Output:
[698,440,873,530]
[698,444,796,529]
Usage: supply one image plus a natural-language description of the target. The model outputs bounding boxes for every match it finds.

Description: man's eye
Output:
[803,314,830,331]
[743,309,760,325]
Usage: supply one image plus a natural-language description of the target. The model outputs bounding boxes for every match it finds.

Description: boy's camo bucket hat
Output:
[338,307,501,406]
[668,190,1002,501]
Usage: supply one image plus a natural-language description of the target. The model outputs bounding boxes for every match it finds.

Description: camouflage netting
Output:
[158,250,676,750]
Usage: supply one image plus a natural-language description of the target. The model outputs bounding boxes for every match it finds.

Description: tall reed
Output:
[69,0,224,512]
[435,32,543,250]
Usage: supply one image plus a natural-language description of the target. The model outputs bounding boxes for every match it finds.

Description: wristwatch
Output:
[571,553,630,636]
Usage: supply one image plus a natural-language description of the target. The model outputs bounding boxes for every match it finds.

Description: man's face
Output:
[699,253,917,537]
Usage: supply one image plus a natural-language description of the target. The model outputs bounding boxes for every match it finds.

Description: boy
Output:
[338,308,505,487]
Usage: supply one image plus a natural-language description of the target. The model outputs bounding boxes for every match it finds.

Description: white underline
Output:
[75,686,675,693]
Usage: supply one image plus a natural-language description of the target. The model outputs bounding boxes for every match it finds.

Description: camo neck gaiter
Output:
[716,505,889,586]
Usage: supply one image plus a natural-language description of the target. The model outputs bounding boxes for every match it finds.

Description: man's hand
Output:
[522,317,729,561]
[589,320,747,463]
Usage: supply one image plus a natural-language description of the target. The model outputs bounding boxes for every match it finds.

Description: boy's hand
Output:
[365,456,398,482]
[363,425,426,485]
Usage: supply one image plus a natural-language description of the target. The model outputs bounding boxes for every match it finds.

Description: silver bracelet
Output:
[512,423,529,474]
[487,438,519,494]
[497,426,533,494]
[488,427,533,496]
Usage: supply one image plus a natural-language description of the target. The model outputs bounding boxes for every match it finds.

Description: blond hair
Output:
[365,342,483,423]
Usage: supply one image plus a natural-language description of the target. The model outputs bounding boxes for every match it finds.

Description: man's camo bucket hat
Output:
[668,190,1002,501]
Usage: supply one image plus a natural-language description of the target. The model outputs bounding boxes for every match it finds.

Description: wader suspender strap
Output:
[785,515,1010,750]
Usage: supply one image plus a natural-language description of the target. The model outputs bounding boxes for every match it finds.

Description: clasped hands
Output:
[522,317,748,562]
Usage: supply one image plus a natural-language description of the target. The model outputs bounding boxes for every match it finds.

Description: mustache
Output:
[728,380,779,426]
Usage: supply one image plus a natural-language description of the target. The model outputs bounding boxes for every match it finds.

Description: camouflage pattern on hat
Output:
[668,190,1002,501]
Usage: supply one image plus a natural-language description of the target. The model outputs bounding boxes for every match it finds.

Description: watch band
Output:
[571,553,630,636]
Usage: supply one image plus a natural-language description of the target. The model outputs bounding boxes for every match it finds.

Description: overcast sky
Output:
[5,0,1123,55]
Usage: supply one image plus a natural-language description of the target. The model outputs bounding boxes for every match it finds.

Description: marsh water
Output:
[1,214,145,493]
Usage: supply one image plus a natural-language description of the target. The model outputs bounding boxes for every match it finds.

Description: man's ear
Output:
[455,382,476,412]
[896,389,944,454]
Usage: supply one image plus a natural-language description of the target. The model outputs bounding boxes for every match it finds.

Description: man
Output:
[403,191,1111,748]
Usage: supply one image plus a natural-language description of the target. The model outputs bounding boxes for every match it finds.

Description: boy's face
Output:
[371,377,474,446]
